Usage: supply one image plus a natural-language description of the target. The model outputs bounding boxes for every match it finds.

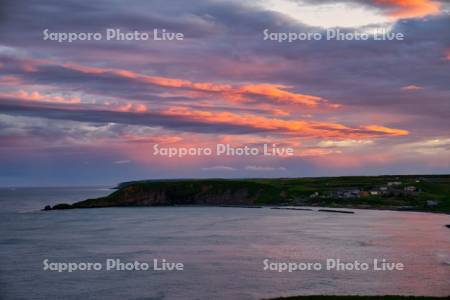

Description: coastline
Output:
[43,203,450,217]
[267,296,450,300]
[43,175,450,214]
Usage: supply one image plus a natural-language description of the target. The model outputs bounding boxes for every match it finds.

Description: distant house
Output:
[404,186,416,193]
[310,192,319,198]
[360,191,369,197]
[335,189,360,199]
[427,200,439,207]
[387,181,402,186]
[349,189,361,198]
[369,191,379,196]
[379,186,388,192]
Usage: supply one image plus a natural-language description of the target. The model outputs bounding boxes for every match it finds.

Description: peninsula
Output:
[45,175,450,213]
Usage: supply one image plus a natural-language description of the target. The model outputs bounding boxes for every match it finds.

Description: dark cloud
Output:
[0,99,270,135]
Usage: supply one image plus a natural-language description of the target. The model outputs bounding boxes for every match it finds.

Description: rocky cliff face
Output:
[47,180,283,210]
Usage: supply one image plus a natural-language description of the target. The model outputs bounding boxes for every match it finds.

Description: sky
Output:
[0,0,449,186]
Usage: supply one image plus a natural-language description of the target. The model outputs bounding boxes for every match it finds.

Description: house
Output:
[360,191,369,197]
[404,186,416,193]
[426,200,439,207]
[335,189,360,199]
[379,186,388,192]
[369,191,379,196]
[349,189,361,198]
[343,191,352,198]
[387,181,402,186]
[310,192,319,198]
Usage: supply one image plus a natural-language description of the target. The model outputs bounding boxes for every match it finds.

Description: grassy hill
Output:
[47,175,450,213]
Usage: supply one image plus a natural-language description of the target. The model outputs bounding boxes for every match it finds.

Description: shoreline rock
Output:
[318,209,355,214]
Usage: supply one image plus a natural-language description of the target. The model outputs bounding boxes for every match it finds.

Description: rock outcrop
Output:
[46,179,285,210]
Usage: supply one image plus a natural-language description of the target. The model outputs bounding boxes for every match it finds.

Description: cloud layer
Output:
[0,0,449,185]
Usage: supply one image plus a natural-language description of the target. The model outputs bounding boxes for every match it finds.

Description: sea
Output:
[0,187,449,299]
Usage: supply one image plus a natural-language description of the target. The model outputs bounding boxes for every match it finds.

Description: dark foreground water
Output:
[0,187,449,300]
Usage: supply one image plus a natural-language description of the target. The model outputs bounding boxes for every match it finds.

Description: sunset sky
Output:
[0,0,449,186]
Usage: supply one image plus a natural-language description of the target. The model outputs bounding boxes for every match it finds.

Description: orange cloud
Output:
[0,91,411,162]
[270,108,291,116]
[58,62,328,107]
[375,0,440,18]
[121,135,182,144]
[296,148,340,157]
[0,76,23,85]
[362,125,409,136]
[0,87,408,140]
[401,84,424,91]
[1,91,80,104]
[164,107,408,139]
[236,84,323,106]
[115,103,148,113]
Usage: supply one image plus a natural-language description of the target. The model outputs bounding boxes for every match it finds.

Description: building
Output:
[379,186,388,193]
[404,186,416,193]
[427,200,439,207]
[310,192,319,198]
[335,189,360,199]
[360,191,369,197]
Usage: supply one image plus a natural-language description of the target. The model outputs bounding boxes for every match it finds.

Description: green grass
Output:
[120,175,450,212]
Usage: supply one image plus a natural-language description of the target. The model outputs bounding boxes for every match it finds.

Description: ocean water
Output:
[0,187,449,300]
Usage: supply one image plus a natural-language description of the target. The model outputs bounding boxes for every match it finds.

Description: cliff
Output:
[47,179,286,209]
